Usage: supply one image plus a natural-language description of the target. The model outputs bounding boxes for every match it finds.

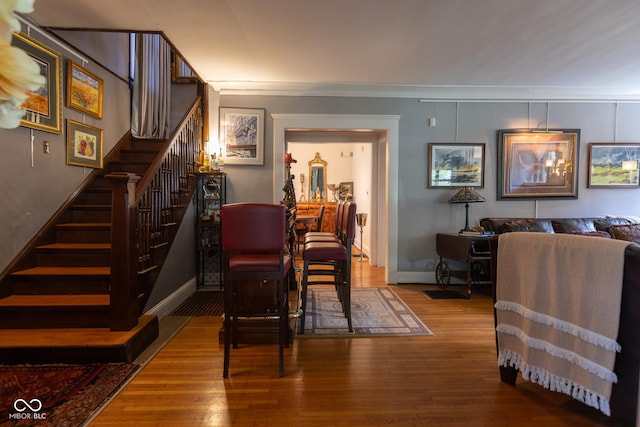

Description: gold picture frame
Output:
[11,32,62,134]
[66,119,103,169]
[66,61,103,119]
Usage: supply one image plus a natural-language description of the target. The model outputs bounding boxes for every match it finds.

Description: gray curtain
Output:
[131,34,171,139]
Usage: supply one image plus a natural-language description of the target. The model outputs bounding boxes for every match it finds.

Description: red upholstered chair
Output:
[221,203,292,378]
[296,204,326,252]
[299,201,357,334]
[304,200,344,244]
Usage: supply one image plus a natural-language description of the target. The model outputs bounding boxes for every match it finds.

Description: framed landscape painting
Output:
[66,119,103,169]
[66,61,103,118]
[219,107,265,165]
[428,143,485,188]
[11,32,62,134]
[588,143,640,188]
[497,129,580,199]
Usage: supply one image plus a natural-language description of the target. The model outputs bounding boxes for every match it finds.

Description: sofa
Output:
[486,218,640,423]
[480,215,640,240]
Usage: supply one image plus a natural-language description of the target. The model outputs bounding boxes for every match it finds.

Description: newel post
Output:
[106,172,141,331]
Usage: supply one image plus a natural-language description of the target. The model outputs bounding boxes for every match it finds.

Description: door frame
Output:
[271,114,399,284]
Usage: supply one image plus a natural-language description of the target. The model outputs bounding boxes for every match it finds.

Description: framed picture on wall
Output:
[219,107,265,165]
[339,181,354,201]
[66,61,103,119]
[66,119,103,169]
[427,143,485,188]
[497,129,580,199]
[11,32,62,134]
[588,143,640,188]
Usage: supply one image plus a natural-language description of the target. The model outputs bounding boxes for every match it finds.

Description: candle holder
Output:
[355,213,368,262]
[299,173,306,201]
[327,183,338,202]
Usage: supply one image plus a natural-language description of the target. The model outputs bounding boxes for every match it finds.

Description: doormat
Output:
[423,289,467,299]
[0,363,139,426]
[299,287,433,337]
[171,291,224,316]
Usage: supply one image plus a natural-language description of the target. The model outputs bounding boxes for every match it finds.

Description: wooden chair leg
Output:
[341,259,353,332]
[223,280,232,378]
[299,260,310,334]
[278,278,286,377]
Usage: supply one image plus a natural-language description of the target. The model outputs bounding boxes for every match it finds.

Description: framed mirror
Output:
[308,152,327,201]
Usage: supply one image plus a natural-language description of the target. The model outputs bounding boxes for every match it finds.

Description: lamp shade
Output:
[449,187,485,232]
[448,187,485,204]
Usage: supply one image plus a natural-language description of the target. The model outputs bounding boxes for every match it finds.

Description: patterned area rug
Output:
[171,291,224,316]
[299,287,433,337]
[0,363,138,426]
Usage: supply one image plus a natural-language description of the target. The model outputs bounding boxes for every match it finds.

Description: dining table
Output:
[296,214,319,228]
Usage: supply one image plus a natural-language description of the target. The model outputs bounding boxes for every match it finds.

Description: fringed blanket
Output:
[495,232,630,416]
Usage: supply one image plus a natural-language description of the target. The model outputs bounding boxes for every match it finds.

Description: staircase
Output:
[0,100,203,364]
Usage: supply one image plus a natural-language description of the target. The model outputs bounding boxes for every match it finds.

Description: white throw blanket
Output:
[495,232,630,416]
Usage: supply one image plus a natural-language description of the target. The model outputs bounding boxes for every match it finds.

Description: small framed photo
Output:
[497,129,579,199]
[219,107,265,165]
[339,181,354,201]
[66,61,103,118]
[428,143,485,188]
[11,33,62,134]
[588,143,640,188]
[66,119,103,169]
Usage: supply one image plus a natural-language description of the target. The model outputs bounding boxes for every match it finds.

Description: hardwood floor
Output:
[91,261,629,426]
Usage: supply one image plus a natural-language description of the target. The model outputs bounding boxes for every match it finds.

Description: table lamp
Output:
[448,187,485,232]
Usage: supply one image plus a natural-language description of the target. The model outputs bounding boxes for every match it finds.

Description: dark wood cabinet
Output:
[195,172,227,289]
[295,201,337,233]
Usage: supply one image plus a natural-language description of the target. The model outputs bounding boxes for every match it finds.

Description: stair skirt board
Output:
[0,315,159,364]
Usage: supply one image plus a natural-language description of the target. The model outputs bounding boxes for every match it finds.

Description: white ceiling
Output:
[27,0,640,100]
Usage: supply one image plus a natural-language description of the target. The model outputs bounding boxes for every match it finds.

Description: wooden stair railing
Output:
[107,99,203,330]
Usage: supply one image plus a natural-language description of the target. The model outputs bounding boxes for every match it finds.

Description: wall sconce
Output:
[448,187,485,232]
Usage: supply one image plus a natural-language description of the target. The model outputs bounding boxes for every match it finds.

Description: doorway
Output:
[272,114,399,284]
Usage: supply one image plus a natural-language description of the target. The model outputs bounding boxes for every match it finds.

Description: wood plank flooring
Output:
[90,261,630,426]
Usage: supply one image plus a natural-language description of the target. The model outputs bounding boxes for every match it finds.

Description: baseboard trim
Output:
[145,277,197,319]
[396,271,465,285]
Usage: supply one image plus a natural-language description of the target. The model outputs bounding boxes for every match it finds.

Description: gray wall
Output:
[3,21,640,290]
[220,95,640,276]
[0,24,130,273]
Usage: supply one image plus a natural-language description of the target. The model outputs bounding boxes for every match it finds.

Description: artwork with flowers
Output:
[66,119,103,169]
[66,61,103,118]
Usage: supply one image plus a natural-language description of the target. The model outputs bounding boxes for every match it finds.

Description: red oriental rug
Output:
[0,363,138,426]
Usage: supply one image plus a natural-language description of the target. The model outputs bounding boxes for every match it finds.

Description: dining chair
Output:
[304,201,344,244]
[299,201,357,334]
[221,203,292,378]
[296,205,326,252]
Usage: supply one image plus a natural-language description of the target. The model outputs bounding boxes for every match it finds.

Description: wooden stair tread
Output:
[37,243,111,250]
[70,204,111,209]
[12,266,110,275]
[0,294,110,307]
[56,222,111,228]
[0,315,157,348]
